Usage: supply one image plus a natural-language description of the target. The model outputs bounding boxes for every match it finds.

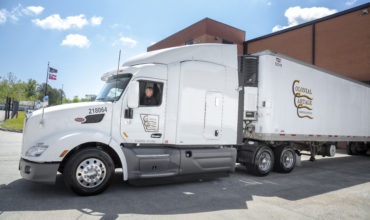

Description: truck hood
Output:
[22,102,113,159]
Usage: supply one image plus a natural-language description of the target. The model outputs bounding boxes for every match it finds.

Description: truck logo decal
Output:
[140,114,159,132]
[75,114,105,124]
[292,80,313,119]
[74,117,86,123]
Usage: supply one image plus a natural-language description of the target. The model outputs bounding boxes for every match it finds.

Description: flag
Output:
[48,73,57,80]
[49,67,58,73]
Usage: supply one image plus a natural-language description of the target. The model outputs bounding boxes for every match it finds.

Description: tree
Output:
[37,83,63,105]
[0,72,26,102]
[72,96,80,103]
[25,79,37,99]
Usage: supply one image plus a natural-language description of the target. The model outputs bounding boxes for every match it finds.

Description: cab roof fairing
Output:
[101,64,165,81]
[122,44,237,68]
[100,65,138,81]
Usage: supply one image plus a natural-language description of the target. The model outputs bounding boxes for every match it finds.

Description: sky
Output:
[0,0,367,99]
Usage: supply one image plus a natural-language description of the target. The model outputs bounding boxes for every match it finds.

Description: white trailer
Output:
[19,44,370,195]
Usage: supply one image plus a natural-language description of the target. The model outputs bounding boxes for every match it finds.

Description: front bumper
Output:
[19,158,60,184]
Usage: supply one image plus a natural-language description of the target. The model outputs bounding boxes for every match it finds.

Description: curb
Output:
[0,123,23,133]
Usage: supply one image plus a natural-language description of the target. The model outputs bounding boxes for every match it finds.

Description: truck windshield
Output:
[96,74,132,102]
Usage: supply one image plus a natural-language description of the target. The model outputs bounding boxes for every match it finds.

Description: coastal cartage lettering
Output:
[292,80,313,119]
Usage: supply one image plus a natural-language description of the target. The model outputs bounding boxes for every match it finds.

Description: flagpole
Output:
[45,62,49,97]
[61,84,64,104]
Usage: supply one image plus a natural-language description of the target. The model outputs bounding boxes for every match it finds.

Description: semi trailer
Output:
[19,44,370,195]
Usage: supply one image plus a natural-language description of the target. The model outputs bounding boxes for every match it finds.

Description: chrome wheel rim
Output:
[329,145,336,156]
[258,152,272,172]
[282,150,294,169]
[76,158,106,188]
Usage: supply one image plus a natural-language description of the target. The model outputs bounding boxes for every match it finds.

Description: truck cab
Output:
[19,44,239,195]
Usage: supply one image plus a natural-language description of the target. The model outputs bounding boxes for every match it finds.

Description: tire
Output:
[247,145,274,176]
[63,148,115,196]
[350,143,367,155]
[274,146,296,173]
[346,142,353,155]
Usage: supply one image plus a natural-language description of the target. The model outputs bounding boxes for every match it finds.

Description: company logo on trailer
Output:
[292,80,313,119]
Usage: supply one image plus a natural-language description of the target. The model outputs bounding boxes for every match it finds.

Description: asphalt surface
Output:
[0,130,369,220]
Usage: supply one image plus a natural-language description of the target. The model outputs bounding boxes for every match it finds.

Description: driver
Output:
[143,86,158,106]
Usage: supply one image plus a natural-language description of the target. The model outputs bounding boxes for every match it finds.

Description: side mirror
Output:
[127,81,139,108]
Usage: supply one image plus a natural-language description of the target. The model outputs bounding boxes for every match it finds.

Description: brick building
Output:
[147,18,245,55]
[148,3,370,84]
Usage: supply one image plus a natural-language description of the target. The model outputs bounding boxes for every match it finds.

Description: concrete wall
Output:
[0,110,5,122]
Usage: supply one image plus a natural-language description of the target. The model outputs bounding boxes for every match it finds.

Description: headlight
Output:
[26,143,48,157]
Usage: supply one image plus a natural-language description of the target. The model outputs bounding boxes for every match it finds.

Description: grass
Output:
[1,111,25,131]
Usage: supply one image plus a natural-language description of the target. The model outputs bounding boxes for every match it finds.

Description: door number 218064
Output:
[89,107,107,114]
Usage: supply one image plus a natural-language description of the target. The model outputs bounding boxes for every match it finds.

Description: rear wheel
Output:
[274,146,296,173]
[346,142,353,155]
[248,145,274,176]
[63,148,114,196]
[349,142,368,155]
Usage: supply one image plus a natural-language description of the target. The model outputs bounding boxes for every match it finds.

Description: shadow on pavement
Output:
[0,153,369,219]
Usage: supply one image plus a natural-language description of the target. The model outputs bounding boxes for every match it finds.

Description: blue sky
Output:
[0,0,367,99]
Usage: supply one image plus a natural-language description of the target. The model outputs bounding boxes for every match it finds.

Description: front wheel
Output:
[274,146,296,173]
[63,148,114,196]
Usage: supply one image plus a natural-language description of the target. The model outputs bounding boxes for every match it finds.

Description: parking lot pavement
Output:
[0,130,369,220]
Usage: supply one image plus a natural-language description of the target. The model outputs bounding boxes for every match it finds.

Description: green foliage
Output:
[25,79,37,99]
[37,83,64,105]
[72,96,80,103]
[0,72,26,103]
[0,72,71,105]
[1,111,25,131]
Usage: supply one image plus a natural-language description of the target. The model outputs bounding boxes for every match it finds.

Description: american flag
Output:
[49,67,58,73]
[48,74,57,80]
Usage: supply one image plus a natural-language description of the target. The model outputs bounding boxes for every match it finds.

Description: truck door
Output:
[204,92,223,139]
[121,79,166,144]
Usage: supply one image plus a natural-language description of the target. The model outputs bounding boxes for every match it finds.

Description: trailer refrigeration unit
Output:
[19,44,370,195]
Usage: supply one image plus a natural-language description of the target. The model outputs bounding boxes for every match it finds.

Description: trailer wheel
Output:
[346,142,353,155]
[274,146,296,173]
[249,146,274,176]
[63,148,114,196]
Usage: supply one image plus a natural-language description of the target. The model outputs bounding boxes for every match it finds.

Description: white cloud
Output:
[345,0,357,6]
[33,14,88,30]
[0,4,43,24]
[150,41,156,46]
[113,36,137,47]
[25,6,44,15]
[272,6,337,32]
[267,1,272,6]
[61,34,90,48]
[91,16,103,26]
[0,9,7,24]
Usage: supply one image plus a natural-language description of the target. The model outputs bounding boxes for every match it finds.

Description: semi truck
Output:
[19,44,370,195]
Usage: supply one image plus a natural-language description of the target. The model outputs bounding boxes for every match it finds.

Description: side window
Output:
[139,81,163,107]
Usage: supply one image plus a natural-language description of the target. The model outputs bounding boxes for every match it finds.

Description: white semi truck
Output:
[19,44,370,195]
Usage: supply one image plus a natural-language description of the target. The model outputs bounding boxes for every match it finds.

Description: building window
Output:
[222,39,233,44]
[185,40,193,45]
